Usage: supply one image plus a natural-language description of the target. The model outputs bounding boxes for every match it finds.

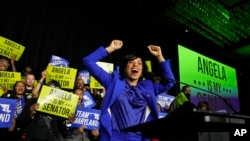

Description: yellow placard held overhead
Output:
[90,61,114,89]
[0,71,21,90]
[46,65,77,89]
[0,36,25,61]
[37,85,78,118]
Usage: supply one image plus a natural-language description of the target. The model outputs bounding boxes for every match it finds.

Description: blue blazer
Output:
[83,46,175,141]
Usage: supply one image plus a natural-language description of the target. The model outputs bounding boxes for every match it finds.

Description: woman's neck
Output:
[16,94,24,99]
[126,79,138,86]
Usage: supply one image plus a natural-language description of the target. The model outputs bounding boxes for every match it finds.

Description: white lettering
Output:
[234,129,247,136]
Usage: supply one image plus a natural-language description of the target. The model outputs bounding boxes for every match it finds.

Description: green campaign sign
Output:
[178,44,239,113]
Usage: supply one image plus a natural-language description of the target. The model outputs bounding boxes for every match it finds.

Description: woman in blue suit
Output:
[82,39,175,141]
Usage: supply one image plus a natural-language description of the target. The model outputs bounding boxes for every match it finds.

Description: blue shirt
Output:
[111,83,147,131]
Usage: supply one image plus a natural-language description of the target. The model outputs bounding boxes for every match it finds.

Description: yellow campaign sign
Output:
[37,85,78,118]
[0,88,4,97]
[0,36,25,61]
[90,61,113,89]
[0,71,21,90]
[46,65,77,89]
[90,76,103,88]
[145,60,152,72]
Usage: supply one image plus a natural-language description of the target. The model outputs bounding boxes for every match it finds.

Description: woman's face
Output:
[75,78,84,89]
[74,89,83,105]
[125,57,143,81]
[0,58,10,71]
[15,82,26,95]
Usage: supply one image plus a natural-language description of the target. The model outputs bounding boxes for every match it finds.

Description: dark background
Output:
[0,0,249,115]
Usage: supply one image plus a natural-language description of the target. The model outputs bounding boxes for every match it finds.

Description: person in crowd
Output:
[0,55,16,72]
[0,56,17,96]
[82,39,175,141]
[90,88,104,110]
[22,65,33,77]
[84,84,90,92]
[175,85,191,105]
[74,88,84,107]
[197,101,210,111]
[64,87,88,141]
[16,80,69,141]
[0,55,10,71]
[167,85,192,114]
[32,69,47,98]
[157,103,162,113]
[24,73,36,99]
[21,65,37,85]
[74,76,85,91]
[0,85,8,97]
[3,81,27,114]
[65,88,100,141]
[0,81,27,141]
[10,56,17,72]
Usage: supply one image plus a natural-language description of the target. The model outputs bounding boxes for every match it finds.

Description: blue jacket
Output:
[83,46,175,141]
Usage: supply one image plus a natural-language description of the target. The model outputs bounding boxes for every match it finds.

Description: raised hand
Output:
[30,103,40,118]
[41,70,47,79]
[106,39,123,53]
[147,45,165,62]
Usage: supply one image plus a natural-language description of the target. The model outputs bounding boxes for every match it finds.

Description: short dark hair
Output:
[119,54,148,81]
[46,80,61,88]
[0,55,10,65]
[197,101,210,110]
[0,55,9,60]
[181,85,190,92]
[12,81,26,97]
